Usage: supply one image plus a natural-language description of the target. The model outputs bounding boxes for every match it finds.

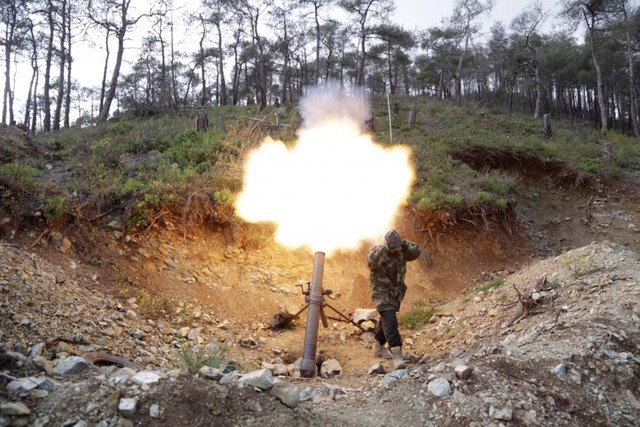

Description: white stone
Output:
[118,398,137,416]
[199,366,223,380]
[149,404,161,418]
[239,369,274,390]
[270,382,300,408]
[320,359,342,379]
[53,356,91,376]
[353,308,378,323]
[130,371,162,386]
[427,378,451,397]
[0,401,31,416]
[454,365,472,380]
[489,406,513,421]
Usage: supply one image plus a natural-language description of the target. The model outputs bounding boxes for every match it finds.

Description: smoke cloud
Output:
[299,82,371,129]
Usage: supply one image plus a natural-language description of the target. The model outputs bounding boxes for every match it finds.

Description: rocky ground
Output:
[1,133,640,425]
[1,235,640,426]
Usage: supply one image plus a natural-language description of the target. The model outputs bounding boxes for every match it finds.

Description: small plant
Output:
[475,191,493,204]
[213,188,234,207]
[560,252,597,279]
[137,291,176,318]
[0,163,39,191]
[40,195,68,223]
[399,306,435,330]
[478,277,505,292]
[175,342,227,375]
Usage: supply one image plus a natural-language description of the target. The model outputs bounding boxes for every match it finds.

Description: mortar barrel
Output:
[300,251,325,377]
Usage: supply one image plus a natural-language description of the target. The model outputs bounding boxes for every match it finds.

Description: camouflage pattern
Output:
[367,239,421,311]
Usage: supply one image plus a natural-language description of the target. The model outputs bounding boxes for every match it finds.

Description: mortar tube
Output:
[300,251,325,378]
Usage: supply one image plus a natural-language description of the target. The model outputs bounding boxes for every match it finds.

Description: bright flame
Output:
[235,88,414,255]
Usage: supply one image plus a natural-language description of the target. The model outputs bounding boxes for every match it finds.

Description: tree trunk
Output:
[3,21,14,125]
[534,48,543,119]
[542,114,552,139]
[159,28,167,108]
[199,21,207,107]
[170,18,178,109]
[98,26,126,122]
[99,28,110,115]
[63,0,72,129]
[407,105,416,126]
[583,12,607,132]
[43,1,54,131]
[623,6,640,137]
[53,0,67,131]
[455,25,471,107]
[314,2,320,84]
[216,21,227,106]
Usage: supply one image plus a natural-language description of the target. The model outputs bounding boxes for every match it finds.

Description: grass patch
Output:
[399,306,435,330]
[0,163,39,191]
[477,277,505,292]
[175,342,227,375]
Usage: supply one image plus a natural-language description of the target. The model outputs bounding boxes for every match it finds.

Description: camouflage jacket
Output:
[367,240,421,311]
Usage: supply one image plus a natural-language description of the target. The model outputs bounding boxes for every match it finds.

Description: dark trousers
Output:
[374,308,402,348]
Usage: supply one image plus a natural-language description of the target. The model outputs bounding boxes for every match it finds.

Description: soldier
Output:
[367,230,421,369]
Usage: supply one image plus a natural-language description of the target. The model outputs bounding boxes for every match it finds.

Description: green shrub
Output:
[213,188,234,207]
[0,163,39,190]
[415,189,463,211]
[475,191,493,203]
[175,342,227,375]
[117,178,146,196]
[108,120,134,134]
[399,306,435,330]
[40,195,68,222]
[163,129,223,168]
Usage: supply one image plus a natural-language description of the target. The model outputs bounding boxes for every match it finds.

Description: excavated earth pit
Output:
[1,141,640,426]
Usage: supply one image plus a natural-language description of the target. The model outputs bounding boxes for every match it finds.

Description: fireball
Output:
[235,87,414,255]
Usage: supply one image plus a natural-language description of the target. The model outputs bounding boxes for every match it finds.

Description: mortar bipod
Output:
[270,281,366,332]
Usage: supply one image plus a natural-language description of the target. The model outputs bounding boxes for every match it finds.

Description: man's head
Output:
[384,230,402,252]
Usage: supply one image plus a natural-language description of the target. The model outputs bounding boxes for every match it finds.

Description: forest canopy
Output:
[1,0,640,135]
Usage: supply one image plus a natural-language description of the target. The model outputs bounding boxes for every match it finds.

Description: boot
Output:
[373,341,392,359]
[390,346,406,370]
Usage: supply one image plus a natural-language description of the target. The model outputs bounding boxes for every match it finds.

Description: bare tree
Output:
[1,0,28,125]
[229,0,273,110]
[299,0,333,84]
[339,0,394,86]
[201,0,229,106]
[52,0,66,130]
[23,13,40,132]
[63,0,73,128]
[562,0,616,132]
[87,0,161,122]
[448,0,495,106]
[511,1,545,118]
[618,0,639,136]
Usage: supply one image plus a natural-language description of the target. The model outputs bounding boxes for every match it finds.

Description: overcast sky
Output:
[392,0,563,33]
